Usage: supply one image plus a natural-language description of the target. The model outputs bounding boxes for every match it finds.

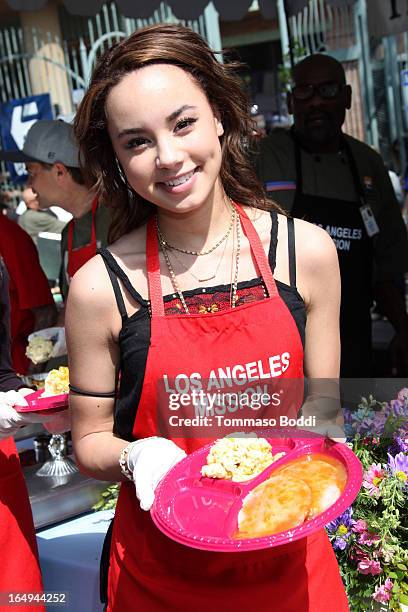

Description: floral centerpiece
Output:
[326,389,408,611]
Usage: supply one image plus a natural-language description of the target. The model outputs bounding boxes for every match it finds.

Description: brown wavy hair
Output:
[74,23,276,243]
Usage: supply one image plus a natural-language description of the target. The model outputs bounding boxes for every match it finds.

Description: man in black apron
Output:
[256,54,408,378]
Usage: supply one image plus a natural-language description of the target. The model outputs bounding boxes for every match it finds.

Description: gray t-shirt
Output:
[18,209,66,245]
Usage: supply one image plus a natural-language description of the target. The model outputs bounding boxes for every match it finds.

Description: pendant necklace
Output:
[156,199,234,256]
[164,203,235,283]
[167,230,229,283]
[158,205,240,314]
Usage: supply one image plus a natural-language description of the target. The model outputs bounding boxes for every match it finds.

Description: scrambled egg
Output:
[201,437,285,482]
[43,367,69,396]
[26,336,54,364]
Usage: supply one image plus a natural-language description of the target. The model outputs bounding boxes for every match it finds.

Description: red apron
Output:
[67,197,98,279]
[0,438,44,612]
[107,205,348,611]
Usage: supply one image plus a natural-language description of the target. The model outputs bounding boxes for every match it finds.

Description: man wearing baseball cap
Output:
[0,119,111,301]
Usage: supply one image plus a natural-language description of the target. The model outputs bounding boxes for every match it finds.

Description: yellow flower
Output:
[198,303,219,314]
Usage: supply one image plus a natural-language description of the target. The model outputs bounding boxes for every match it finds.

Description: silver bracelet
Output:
[119,443,135,481]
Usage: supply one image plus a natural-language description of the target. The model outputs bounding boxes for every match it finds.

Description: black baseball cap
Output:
[0,119,80,168]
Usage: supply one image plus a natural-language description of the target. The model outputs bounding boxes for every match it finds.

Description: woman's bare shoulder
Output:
[294,217,338,264]
[67,253,115,313]
[293,218,339,304]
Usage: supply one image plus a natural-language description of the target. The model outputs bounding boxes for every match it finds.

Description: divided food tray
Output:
[15,389,69,414]
[151,434,362,551]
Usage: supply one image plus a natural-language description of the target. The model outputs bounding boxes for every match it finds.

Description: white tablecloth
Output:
[36,510,113,611]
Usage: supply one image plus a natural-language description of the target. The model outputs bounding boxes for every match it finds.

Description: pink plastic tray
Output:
[151,434,362,552]
[15,389,68,414]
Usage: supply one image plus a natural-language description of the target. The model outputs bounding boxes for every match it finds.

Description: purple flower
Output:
[350,407,376,435]
[388,427,408,454]
[397,388,408,403]
[388,397,408,415]
[326,507,353,532]
[326,507,353,550]
[394,432,408,453]
[333,535,349,550]
[372,578,393,603]
[387,452,408,483]
[349,398,406,437]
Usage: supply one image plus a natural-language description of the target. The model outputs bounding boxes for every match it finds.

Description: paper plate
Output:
[15,389,68,414]
[151,434,362,552]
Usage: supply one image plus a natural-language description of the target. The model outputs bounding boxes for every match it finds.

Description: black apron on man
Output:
[290,132,373,378]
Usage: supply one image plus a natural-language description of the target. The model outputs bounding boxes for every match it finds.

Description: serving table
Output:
[36,510,112,611]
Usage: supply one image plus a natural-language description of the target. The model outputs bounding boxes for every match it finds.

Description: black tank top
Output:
[99,211,306,441]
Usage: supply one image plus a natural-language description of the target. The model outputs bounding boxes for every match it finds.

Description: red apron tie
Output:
[67,197,98,279]
[0,438,44,611]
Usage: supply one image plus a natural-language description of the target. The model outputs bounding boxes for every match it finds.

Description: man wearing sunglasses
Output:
[256,54,408,378]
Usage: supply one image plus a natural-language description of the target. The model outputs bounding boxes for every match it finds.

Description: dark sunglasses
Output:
[291,82,345,101]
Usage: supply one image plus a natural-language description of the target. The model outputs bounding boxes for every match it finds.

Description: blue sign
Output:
[401,69,408,87]
[0,94,53,183]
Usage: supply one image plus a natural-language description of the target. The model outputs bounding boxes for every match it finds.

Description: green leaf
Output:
[400,593,408,605]
[397,564,407,570]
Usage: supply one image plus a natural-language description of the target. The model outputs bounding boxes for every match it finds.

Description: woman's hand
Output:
[301,390,346,443]
[0,390,70,439]
[126,437,187,510]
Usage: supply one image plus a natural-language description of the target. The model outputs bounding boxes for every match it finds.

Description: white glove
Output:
[301,395,346,443]
[127,437,187,511]
[0,390,69,440]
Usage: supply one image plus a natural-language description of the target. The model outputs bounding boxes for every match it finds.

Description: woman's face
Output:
[106,64,224,215]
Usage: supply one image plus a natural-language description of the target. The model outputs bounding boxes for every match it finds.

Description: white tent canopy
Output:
[4,0,408,39]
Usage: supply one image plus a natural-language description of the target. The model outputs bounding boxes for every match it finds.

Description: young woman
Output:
[68,24,346,611]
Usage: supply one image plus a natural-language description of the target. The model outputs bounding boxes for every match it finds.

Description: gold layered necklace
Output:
[157,202,235,256]
[157,203,241,315]
[167,231,229,283]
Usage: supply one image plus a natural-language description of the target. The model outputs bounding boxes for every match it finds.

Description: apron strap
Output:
[235,203,278,297]
[147,204,279,316]
[67,196,99,253]
[90,196,98,242]
[146,215,165,317]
